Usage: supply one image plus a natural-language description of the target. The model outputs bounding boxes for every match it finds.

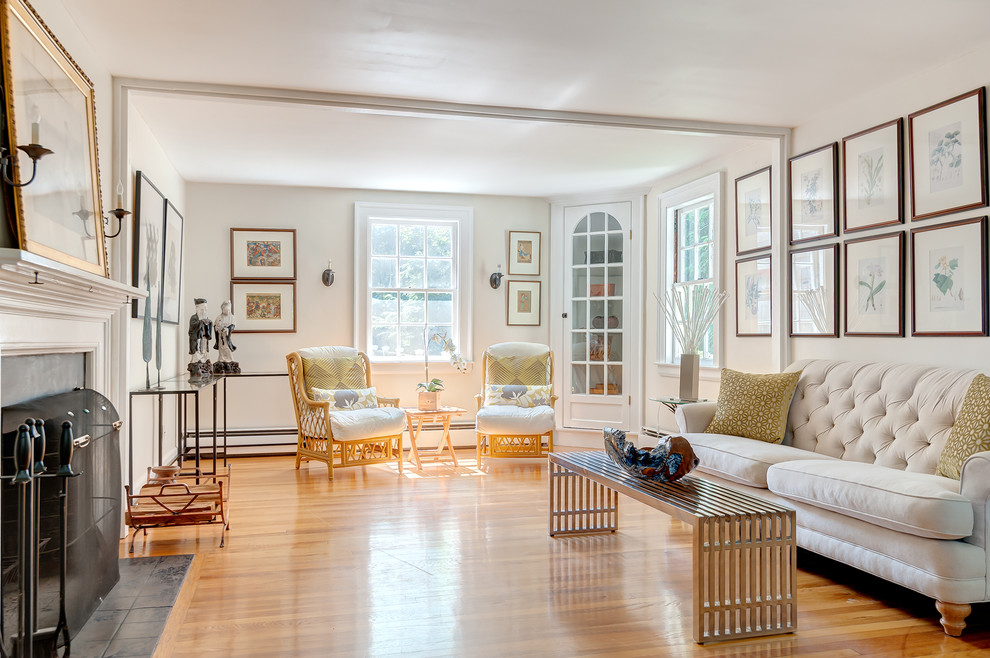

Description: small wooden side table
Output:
[402,406,465,469]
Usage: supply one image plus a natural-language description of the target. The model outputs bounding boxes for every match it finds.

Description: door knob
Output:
[561,312,568,318]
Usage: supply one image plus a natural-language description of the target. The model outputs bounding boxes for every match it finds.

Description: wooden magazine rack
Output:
[124,465,231,552]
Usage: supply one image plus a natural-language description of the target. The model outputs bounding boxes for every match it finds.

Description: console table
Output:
[548,450,797,643]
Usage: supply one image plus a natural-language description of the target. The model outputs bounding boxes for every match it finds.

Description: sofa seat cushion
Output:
[327,406,405,441]
[767,460,973,540]
[476,405,554,435]
[684,433,837,488]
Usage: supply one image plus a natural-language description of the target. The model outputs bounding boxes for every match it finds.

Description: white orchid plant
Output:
[419,330,468,392]
[657,286,727,355]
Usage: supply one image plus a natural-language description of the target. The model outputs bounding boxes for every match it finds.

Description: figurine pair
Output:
[188,298,240,377]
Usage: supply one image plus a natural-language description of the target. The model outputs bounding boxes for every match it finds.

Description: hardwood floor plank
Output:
[121,453,990,656]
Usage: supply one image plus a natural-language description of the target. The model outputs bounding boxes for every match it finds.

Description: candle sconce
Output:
[0,142,53,187]
[489,264,503,290]
[322,260,335,287]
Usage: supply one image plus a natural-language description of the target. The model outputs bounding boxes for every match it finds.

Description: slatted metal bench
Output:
[548,450,797,643]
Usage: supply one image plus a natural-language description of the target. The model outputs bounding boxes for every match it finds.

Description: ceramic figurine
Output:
[212,300,241,374]
[603,426,699,483]
[187,297,213,378]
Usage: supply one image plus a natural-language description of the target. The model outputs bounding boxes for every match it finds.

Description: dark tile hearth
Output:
[71,555,193,658]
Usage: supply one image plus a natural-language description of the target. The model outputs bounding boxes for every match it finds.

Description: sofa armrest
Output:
[960,450,990,550]
[674,401,717,433]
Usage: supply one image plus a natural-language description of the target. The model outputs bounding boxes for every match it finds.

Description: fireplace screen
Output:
[1,388,121,648]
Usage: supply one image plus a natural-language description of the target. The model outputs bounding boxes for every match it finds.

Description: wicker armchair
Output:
[475,342,556,462]
[286,346,404,480]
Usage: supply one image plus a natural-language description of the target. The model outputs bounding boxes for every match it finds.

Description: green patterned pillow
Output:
[484,384,552,407]
[937,374,990,480]
[311,386,378,410]
[705,368,802,444]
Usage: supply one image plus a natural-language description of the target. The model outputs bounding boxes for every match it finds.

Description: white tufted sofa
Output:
[674,358,990,636]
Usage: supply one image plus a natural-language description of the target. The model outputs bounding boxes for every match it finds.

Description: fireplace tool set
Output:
[1,419,84,658]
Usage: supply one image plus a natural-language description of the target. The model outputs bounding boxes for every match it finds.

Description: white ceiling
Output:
[60,0,990,197]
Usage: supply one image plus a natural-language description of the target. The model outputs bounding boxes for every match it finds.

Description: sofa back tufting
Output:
[785,359,980,474]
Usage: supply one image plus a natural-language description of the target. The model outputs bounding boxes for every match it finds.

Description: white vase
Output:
[679,353,700,402]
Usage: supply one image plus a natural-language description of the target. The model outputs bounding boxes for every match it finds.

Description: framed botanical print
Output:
[789,143,838,244]
[790,244,838,337]
[506,280,541,326]
[735,166,772,255]
[842,119,903,233]
[909,88,987,221]
[508,230,541,275]
[230,281,297,333]
[736,254,771,336]
[230,228,297,280]
[1,0,107,276]
[844,232,904,336]
[161,200,184,324]
[910,216,987,336]
[131,171,166,320]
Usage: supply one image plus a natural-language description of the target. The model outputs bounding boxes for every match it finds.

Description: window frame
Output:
[354,202,474,371]
[657,172,722,367]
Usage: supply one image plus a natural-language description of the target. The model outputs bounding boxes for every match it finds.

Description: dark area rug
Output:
[70,554,194,658]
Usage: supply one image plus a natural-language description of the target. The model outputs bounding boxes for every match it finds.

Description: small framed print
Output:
[506,280,541,326]
[735,166,772,255]
[230,281,297,333]
[789,143,838,244]
[790,244,838,337]
[909,88,987,221]
[911,216,987,336]
[844,232,904,337]
[230,228,297,280]
[508,230,541,275]
[736,254,772,336]
[161,200,184,324]
[842,119,903,233]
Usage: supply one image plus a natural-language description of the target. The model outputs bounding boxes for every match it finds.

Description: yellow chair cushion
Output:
[937,373,990,480]
[302,356,366,396]
[486,353,550,386]
[705,368,801,444]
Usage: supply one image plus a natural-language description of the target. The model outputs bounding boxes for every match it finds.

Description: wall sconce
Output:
[103,181,129,239]
[489,264,503,289]
[0,143,53,187]
[322,260,335,287]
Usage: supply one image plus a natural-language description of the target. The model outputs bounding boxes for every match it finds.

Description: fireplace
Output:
[1,388,122,651]
[0,248,142,655]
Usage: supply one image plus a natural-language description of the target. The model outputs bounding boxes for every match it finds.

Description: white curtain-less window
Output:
[658,173,722,367]
[354,203,473,365]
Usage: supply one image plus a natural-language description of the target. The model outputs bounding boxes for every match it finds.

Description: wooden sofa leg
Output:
[936,600,970,636]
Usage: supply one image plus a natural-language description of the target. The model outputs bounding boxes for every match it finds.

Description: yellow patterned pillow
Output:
[302,356,365,395]
[486,354,550,386]
[311,386,378,410]
[936,374,990,480]
[705,368,801,444]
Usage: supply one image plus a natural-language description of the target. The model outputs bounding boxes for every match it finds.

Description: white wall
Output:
[184,183,550,435]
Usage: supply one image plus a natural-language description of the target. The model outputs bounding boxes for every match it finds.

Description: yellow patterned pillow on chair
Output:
[705,368,801,444]
[302,356,365,396]
[937,373,990,480]
[486,353,550,386]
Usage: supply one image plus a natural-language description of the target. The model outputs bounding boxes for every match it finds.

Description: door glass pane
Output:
[571,364,587,394]
[589,365,605,394]
[573,234,587,264]
[589,234,606,264]
[608,365,622,395]
[606,266,622,297]
[591,212,606,232]
[575,216,588,233]
[589,267,607,296]
[607,214,621,231]
[571,332,587,362]
[606,300,622,329]
[607,333,622,362]
[571,300,587,330]
[607,233,622,263]
[590,333,605,361]
[572,267,588,299]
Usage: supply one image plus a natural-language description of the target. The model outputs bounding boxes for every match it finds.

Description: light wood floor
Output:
[124,452,990,657]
